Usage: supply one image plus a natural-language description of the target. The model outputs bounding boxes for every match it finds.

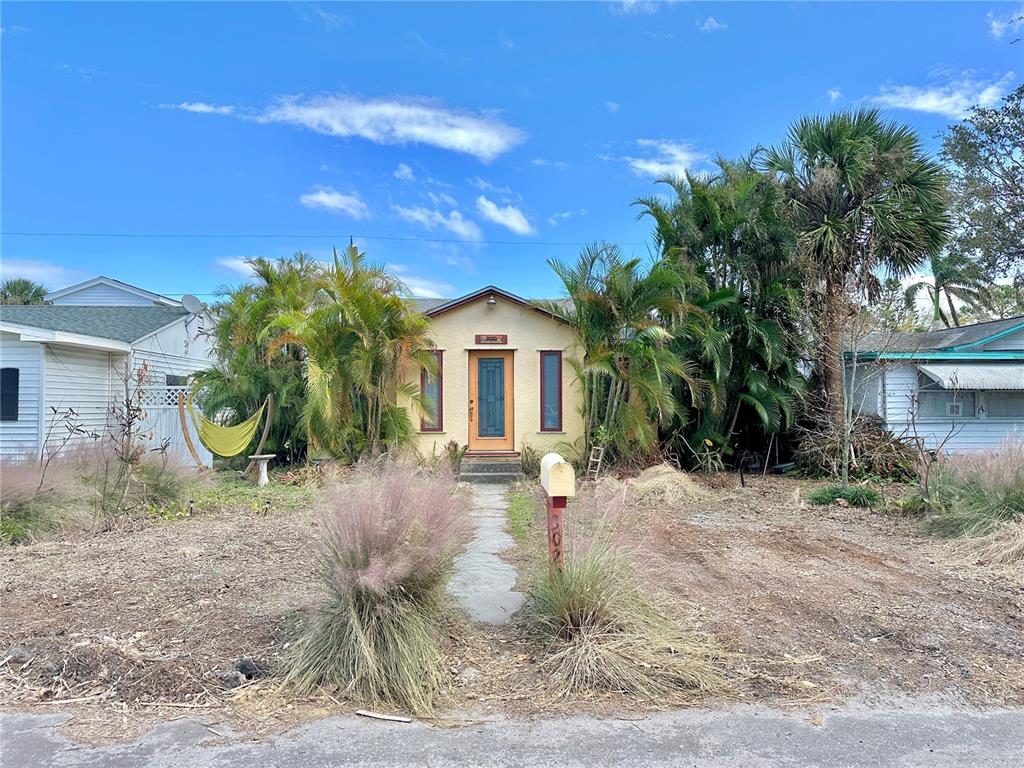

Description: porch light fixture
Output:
[486,294,497,308]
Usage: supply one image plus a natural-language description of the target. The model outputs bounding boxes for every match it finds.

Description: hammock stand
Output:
[178,391,274,474]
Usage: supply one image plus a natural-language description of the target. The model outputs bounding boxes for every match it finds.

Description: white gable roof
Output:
[45,276,180,307]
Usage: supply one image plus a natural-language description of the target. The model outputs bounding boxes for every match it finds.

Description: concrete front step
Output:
[459,470,525,485]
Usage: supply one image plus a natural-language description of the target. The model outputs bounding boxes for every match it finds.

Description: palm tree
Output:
[544,243,704,464]
[904,251,992,327]
[636,159,806,463]
[266,245,435,459]
[1,278,47,304]
[193,254,322,462]
[763,109,950,424]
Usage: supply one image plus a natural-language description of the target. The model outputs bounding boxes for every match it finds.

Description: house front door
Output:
[468,350,514,452]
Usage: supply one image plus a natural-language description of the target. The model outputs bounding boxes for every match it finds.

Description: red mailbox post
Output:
[540,453,575,571]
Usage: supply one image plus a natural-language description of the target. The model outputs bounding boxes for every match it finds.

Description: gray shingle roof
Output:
[857,315,1024,354]
[0,305,188,343]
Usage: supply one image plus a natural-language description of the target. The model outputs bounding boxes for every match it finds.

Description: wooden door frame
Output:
[467,349,515,452]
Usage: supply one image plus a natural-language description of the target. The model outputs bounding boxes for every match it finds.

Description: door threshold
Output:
[464,450,521,457]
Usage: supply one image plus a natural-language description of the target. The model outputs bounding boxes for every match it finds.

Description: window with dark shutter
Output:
[0,368,19,422]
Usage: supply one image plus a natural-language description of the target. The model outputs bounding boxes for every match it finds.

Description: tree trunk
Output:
[821,277,846,427]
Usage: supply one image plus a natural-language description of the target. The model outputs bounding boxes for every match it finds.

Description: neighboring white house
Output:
[847,315,1024,452]
[0,277,214,466]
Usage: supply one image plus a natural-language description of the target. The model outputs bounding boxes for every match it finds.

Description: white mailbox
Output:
[540,452,576,498]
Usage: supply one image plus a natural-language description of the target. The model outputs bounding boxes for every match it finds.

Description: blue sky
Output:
[1,1,1021,300]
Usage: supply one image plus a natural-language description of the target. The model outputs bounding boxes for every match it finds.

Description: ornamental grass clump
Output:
[525,489,722,700]
[919,440,1024,540]
[284,462,471,713]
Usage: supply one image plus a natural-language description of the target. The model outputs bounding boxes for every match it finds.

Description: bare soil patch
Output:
[1,472,1021,743]
[621,473,1024,706]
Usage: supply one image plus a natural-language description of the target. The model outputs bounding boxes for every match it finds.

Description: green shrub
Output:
[520,443,541,479]
[807,484,881,508]
[284,462,470,713]
[915,441,1024,538]
[525,490,722,699]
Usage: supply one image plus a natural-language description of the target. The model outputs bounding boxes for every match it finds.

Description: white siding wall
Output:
[0,333,42,458]
[50,283,161,306]
[43,345,120,449]
[132,316,215,382]
[882,363,1024,452]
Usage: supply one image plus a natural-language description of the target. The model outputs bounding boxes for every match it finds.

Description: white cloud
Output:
[698,16,727,32]
[605,100,621,113]
[827,87,842,103]
[988,5,1024,39]
[468,176,516,199]
[392,204,483,241]
[498,30,514,49]
[387,264,454,299]
[619,139,707,177]
[614,1,673,15]
[547,209,587,226]
[0,258,86,289]
[258,95,525,162]
[475,196,536,236]
[299,186,371,219]
[426,190,458,207]
[394,163,415,181]
[303,4,349,30]
[870,71,1016,118]
[163,101,235,115]
[214,257,257,278]
[531,158,569,170]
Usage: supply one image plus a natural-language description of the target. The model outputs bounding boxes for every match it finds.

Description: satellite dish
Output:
[181,294,206,315]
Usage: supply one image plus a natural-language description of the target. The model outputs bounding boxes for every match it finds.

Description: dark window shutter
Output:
[0,368,19,422]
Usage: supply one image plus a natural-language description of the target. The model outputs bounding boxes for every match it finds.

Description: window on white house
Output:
[166,374,189,387]
[0,368,19,422]
[917,390,976,418]
[986,391,1024,417]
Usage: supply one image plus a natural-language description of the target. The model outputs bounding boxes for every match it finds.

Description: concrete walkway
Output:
[3,703,1022,767]
[447,485,524,624]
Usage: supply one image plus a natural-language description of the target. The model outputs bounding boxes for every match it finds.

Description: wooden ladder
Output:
[586,445,606,481]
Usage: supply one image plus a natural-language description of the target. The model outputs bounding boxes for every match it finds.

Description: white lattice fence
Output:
[138,386,211,468]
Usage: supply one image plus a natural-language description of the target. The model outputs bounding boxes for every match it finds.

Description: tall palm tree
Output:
[904,251,992,327]
[0,278,47,304]
[763,109,950,424]
[544,243,704,463]
[636,159,806,462]
[267,245,435,459]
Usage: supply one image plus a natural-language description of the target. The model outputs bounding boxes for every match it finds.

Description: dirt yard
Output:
[1,471,1021,743]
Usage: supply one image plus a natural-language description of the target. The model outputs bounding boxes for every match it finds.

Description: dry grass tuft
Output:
[525,488,723,700]
[283,461,471,714]
[952,519,1024,572]
[628,463,707,507]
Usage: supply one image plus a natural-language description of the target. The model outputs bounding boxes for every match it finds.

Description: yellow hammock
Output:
[186,399,266,457]
[177,392,272,466]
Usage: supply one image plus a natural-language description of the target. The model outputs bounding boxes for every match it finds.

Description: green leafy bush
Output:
[525,489,722,699]
[807,484,881,507]
[284,462,470,713]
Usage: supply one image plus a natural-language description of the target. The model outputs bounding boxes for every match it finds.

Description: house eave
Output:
[0,322,132,352]
[850,350,1024,362]
[422,285,569,324]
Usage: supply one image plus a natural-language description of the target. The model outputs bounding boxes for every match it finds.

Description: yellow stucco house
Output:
[400,286,584,460]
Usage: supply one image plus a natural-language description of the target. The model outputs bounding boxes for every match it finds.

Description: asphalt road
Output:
[2,702,1022,767]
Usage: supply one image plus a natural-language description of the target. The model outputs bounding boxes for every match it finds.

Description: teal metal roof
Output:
[855,315,1024,357]
[0,305,188,343]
